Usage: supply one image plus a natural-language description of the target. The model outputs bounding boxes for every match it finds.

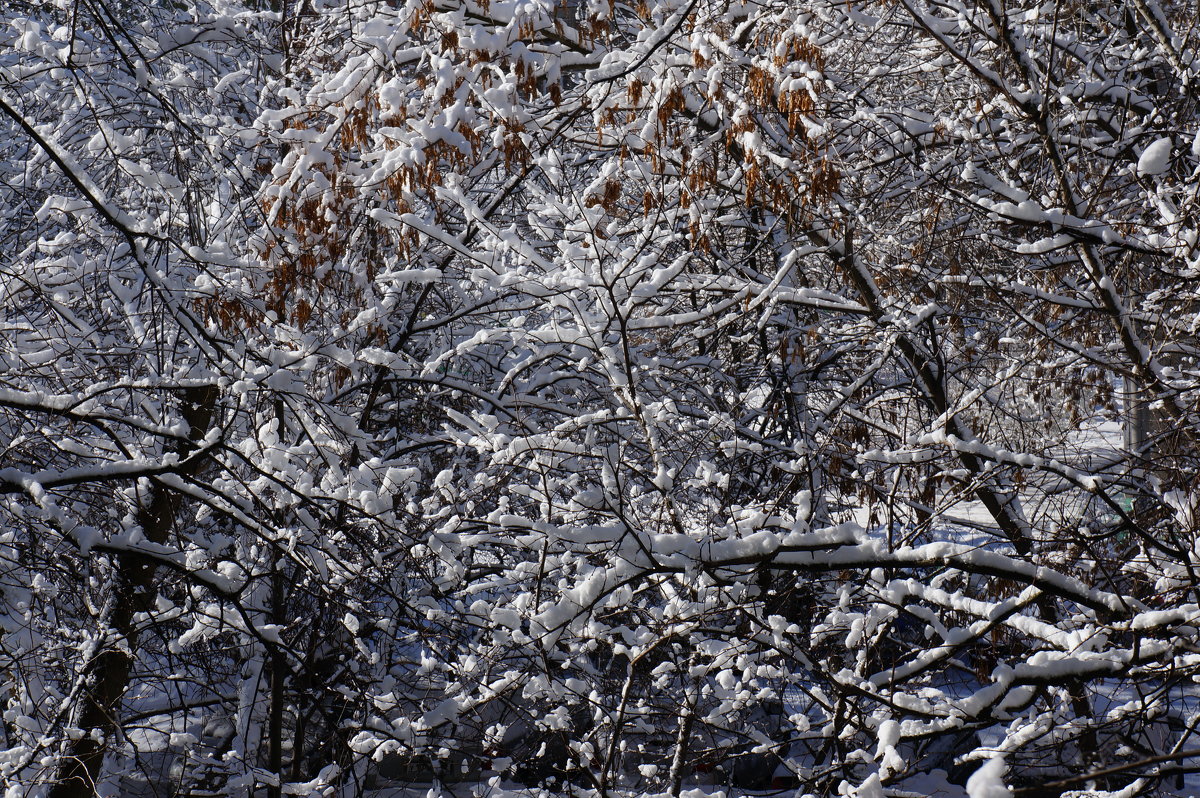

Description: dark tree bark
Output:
[50,387,218,798]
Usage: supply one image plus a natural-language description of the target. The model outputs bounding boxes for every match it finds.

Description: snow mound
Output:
[1137,137,1173,176]
[966,757,1011,798]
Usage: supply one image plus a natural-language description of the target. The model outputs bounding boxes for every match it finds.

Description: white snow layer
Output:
[966,757,1011,798]
[1137,137,1173,176]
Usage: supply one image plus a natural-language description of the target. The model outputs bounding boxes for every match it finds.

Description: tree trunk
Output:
[267,568,286,798]
[667,659,698,798]
[50,386,217,798]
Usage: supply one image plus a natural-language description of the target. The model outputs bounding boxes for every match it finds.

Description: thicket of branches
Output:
[2,0,1200,796]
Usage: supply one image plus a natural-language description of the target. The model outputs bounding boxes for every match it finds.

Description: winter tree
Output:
[3,0,1200,796]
